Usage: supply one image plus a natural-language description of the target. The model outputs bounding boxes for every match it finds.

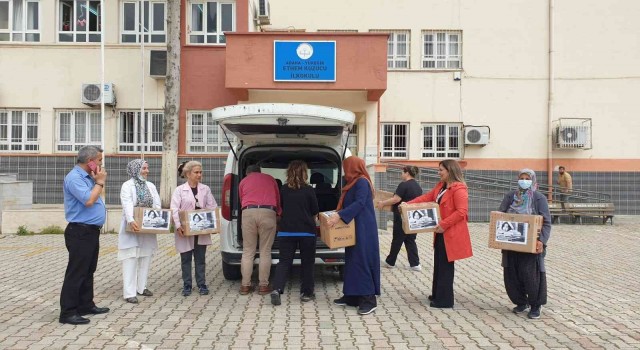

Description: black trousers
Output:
[180,235,207,288]
[503,251,547,307]
[272,236,316,295]
[431,233,455,307]
[385,216,420,267]
[60,223,101,318]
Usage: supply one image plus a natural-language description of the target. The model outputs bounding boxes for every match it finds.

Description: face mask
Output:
[518,179,533,189]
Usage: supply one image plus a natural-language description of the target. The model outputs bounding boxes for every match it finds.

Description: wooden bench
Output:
[548,202,571,224]
[564,203,615,225]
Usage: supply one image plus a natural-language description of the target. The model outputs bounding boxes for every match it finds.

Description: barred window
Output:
[370,29,410,69]
[187,111,236,153]
[422,123,461,158]
[0,109,39,152]
[422,30,462,69]
[119,111,163,153]
[56,110,102,152]
[381,123,408,158]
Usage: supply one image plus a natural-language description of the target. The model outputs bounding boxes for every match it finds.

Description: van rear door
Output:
[211,103,355,148]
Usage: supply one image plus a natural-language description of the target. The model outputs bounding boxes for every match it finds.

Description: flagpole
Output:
[141,0,145,160]
[100,0,105,163]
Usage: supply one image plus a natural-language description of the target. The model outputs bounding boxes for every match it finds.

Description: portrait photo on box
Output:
[188,212,216,232]
[406,208,439,230]
[495,220,528,244]
[142,209,169,230]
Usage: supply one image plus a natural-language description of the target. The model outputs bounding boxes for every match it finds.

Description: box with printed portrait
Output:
[129,207,172,234]
[400,202,441,234]
[178,208,221,236]
[489,211,542,253]
[318,210,356,249]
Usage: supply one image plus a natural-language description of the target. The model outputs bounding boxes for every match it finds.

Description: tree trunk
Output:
[160,0,181,208]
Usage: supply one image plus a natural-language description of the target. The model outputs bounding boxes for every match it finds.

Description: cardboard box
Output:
[129,207,172,234]
[318,211,356,249]
[373,190,394,212]
[488,211,543,253]
[400,202,441,234]
[178,208,221,236]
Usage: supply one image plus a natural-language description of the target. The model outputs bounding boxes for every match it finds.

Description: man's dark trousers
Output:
[60,223,100,318]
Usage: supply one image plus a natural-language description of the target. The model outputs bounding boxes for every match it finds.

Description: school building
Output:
[1,0,639,218]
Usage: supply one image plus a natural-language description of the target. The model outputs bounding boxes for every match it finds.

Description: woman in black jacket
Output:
[498,168,551,319]
[270,160,319,306]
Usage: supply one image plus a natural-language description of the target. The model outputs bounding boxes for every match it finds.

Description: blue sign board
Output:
[274,41,336,82]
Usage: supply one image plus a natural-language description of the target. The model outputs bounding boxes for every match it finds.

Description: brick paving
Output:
[0,217,639,349]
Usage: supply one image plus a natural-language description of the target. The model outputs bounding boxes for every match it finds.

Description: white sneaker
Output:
[409,265,422,271]
[384,261,395,269]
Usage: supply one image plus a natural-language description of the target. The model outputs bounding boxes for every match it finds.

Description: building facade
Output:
[1,0,639,214]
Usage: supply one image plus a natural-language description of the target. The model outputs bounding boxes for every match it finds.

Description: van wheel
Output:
[222,261,242,280]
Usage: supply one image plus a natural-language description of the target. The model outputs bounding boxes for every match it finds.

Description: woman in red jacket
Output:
[403,159,473,308]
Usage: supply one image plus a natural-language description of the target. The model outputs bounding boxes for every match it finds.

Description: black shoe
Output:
[357,305,377,315]
[137,289,153,297]
[59,314,90,325]
[428,295,434,301]
[199,285,209,295]
[528,306,541,319]
[271,291,281,306]
[512,304,529,314]
[125,297,139,304]
[333,297,348,306]
[300,293,315,302]
[182,285,192,296]
[429,301,453,309]
[78,306,110,316]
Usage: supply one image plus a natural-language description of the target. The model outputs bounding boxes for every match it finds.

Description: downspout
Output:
[547,0,555,201]
[377,100,381,164]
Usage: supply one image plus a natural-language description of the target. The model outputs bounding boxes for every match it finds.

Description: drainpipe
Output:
[377,100,381,164]
[547,0,555,201]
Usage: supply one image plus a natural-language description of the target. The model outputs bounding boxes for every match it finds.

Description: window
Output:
[371,30,410,69]
[58,0,101,43]
[188,1,235,45]
[422,30,462,69]
[56,110,101,152]
[119,111,163,152]
[381,123,408,158]
[187,111,236,153]
[121,1,166,43]
[0,109,39,151]
[0,0,40,42]
[422,123,461,158]
[316,29,358,33]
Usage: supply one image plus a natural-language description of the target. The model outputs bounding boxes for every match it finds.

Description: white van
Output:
[211,103,354,280]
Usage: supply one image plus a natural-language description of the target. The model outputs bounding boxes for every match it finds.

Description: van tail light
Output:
[222,173,232,221]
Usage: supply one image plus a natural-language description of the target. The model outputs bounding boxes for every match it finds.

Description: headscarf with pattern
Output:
[336,156,374,210]
[127,159,153,208]
[509,168,538,215]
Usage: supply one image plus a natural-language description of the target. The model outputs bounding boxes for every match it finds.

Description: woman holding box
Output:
[376,165,423,271]
[119,159,160,304]
[171,161,217,297]
[402,159,472,309]
[270,160,319,306]
[326,156,380,315]
[498,169,551,319]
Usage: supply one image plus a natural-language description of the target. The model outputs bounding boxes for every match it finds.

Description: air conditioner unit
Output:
[256,0,270,25]
[81,83,116,105]
[464,126,490,145]
[556,125,589,148]
[150,50,167,79]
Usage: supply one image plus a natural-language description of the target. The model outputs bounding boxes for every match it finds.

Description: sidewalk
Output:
[0,217,639,349]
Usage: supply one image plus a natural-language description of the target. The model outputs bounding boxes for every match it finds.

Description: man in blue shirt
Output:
[59,145,109,325]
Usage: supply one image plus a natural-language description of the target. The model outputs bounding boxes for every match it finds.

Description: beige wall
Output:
[0,0,166,154]
[265,0,640,162]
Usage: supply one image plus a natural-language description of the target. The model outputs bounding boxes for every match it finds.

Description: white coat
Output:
[119,179,160,251]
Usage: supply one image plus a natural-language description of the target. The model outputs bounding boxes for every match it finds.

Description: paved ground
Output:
[1,217,639,350]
